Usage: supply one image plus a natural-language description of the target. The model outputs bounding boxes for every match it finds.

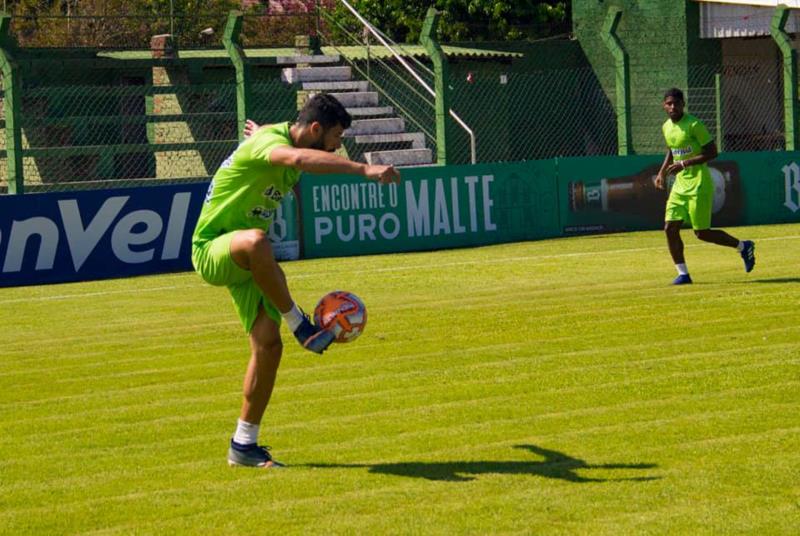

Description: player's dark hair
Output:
[664,87,684,102]
[297,93,352,130]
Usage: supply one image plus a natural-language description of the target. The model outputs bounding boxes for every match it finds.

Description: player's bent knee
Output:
[253,339,283,364]
[243,229,272,253]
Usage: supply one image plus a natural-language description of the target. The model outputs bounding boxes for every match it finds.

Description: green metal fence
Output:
[0,11,796,193]
[1,58,794,193]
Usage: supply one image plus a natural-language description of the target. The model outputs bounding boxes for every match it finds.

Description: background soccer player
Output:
[655,87,755,285]
[192,94,401,467]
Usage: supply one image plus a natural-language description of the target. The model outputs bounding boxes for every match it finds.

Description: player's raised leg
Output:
[229,229,334,354]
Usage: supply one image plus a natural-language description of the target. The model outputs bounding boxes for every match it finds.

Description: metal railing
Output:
[333,0,476,164]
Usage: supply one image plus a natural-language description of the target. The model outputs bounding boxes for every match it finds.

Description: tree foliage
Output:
[4,0,241,48]
[333,0,569,43]
[0,1,569,48]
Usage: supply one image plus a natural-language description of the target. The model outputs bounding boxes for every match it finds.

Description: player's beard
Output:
[310,131,336,152]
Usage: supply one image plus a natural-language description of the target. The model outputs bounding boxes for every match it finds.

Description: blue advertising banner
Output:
[0,183,208,287]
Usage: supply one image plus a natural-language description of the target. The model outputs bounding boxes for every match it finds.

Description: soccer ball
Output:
[314,291,367,343]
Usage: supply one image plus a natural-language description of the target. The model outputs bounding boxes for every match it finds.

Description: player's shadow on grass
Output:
[752,277,800,284]
[305,444,660,483]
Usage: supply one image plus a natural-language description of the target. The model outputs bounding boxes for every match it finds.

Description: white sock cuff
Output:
[281,303,305,332]
[233,419,259,445]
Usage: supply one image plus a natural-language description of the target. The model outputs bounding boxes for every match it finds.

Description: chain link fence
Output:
[0,19,794,194]
[0,71,328,192]
[705,61,785,152]
[447,65,619,164]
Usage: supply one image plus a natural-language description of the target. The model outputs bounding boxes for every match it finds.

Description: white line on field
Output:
[291,233,800,277]
[0,284,202,305]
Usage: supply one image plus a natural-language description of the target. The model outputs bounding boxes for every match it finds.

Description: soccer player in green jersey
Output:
[655,87,755,285]
[192,94,401,467]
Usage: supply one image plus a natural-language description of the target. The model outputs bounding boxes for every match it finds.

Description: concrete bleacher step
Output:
[289,63,435,165]
[302,80,370,92]
[281,66,352,83]
[275,55,340,65]
[344,118,405,136]
[354,131,426,149]
[364,148,433,166]
[346,106,394,117]
[324,91,379,107]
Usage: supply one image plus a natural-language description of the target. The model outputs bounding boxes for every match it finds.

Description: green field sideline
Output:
[1,224,799,534]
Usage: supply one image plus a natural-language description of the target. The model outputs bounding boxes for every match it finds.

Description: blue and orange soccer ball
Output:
[314,291,367,343]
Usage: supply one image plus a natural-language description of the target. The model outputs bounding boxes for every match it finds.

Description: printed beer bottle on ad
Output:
[568,161,742,226]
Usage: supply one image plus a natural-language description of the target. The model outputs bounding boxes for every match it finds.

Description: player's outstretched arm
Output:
[364,164,401,184]
[270,146,401,184]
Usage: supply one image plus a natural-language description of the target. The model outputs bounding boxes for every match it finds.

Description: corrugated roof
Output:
[327,44,523,60]
[98,45,522,61]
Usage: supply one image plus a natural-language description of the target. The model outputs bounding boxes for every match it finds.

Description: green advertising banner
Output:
[733,151,800,225]
[300,161,560,258]
[299,151,800,260]
[557,152,800,234]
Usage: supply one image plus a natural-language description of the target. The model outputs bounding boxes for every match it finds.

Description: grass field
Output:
[2,224,799,534]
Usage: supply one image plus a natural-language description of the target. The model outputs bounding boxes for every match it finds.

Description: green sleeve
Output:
[251,133,289,165]
[693,119,713,147]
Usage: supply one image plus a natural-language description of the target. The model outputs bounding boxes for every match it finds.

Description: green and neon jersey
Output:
[662,113,713,195]
[192,122,300,244]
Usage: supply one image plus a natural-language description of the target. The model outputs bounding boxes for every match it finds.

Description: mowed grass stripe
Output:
[2,323,797,422]
[4,230,796,306]
[3,426,796,532]
[6,402,794,498]
[3,405,796,517]
[4,375,795,481]
[2,321,797,424]
[8,397,796,491]
[5,356,795,467]
[0,303,795,386]
[1,224,798,534]
[8,421,797,536]
[6,399,795,493]
[4,326,796,426]
[1,262,793,359]
[3,286,796,369]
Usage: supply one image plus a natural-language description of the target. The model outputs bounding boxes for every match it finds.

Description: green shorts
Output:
[192,231,281,333]
[664,183,713,230]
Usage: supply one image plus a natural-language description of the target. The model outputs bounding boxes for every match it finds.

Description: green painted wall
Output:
[573,0,721,155]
